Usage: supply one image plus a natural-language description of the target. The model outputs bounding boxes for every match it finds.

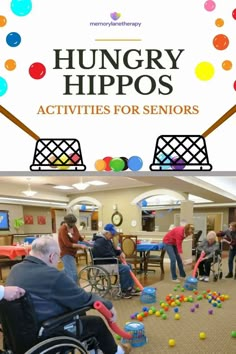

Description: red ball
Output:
[103,156,113,171]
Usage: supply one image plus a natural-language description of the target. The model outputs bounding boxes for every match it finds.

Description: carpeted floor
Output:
[101,257,236,354]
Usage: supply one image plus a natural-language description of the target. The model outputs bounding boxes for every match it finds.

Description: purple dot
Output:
[171,157,186,170]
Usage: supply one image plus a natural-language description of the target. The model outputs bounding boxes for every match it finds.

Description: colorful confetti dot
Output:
[195,62,215,81]
[5,59,16,71]
[11,0,32,17]
[222,60,232,71]
[103,156,113,171]
[0,15,7,27]
[128,156,143,171]
[95,159,106,171]
[233,81,236,91]
[213,34,229,50]
[232,9,236,20]
[6,32,21,47]
[0,77,8,96]
[110,158,125,172]
[120,157,128,171]
[215,18,224,27]
[204,0,216,12]
[29,62,46,79]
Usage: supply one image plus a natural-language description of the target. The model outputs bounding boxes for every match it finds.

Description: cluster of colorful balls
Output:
[0,0,46,96]
[95,156,143,172]
[195,0,236,91]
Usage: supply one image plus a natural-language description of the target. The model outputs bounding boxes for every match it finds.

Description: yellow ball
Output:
[174,314,180,320]
[168,339,176,347]
[155,311,161,317]
[55,154,70,170]
[199,332,206,340]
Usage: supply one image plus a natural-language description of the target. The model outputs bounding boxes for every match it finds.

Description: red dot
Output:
[232,9,236,20]
[29,62,46,79]
[234,80,236,91]
[103,156,113,171]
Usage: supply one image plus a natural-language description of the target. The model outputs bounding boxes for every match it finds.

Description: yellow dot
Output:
[95,159,106,171]
[222,60,232,71]
[195,62,215,81]
[199,332,206,340]
[5,59,16,71]
[0,15,7,27]
[55,154,70,170]
[215,18,224,27]
[168,339,176,347]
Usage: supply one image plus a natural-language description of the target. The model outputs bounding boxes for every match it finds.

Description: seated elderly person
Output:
[6,235,131,354]
[92,224,141,299]
[196,230,220,282]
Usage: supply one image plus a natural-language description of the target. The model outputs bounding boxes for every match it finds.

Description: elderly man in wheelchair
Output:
[0,235,131,354]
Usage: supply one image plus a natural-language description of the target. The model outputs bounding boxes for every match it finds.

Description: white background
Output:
[0,0,235,171]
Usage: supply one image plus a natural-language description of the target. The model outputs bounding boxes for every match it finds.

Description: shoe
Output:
[121,292,132,299]
[172,278,180,283]
[199,276,205,281]
[225,273,233,278]
[120,343,132,354]
[129,288,142,296]
[203,276,209,282]
[234,274,236,280]
[180,276,186,279]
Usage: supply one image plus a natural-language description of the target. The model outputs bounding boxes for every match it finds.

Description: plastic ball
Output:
[155,311,161,317]
[115,334,121,340]
[168,339,176,347]
[174,314,180,320]
[161,314,167,320]
[208,309,213,315]
[199,332,206,339]
[231,331,236,338]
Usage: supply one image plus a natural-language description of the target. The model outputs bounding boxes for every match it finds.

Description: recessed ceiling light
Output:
[88,180,108,186]
[53,185,74,190]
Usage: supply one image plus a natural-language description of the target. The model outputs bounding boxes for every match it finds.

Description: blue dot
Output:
[128,156,143,171]
[0,77,8,96]
[11,0,32,16]
[141,200,147,207]
[6,32,21,47]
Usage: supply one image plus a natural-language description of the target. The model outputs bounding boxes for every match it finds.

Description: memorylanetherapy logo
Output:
[90,12,142,28]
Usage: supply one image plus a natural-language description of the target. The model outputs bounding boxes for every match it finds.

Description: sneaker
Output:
[129,288,142,296]
[180,276,186,279]
[203,276,209,282]
[172,278,180,283]
[199,276,205,281]
[121,292,132,299]
[225,273,233,278]
[120,343,132,354]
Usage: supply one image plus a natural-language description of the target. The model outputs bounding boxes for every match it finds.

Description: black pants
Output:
[198,258,213,276]
[80,316,117,354]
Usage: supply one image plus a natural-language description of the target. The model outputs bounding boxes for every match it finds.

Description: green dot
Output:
[109,158,125,172]
[231,331,236,338]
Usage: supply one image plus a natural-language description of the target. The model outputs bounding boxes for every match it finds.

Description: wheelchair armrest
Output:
[40,306,91,331]
[92,257,118,264]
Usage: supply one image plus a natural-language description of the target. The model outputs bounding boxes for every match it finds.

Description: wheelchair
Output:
[195,248,223,282]
[78,248,122,299]
[0,293,99,354]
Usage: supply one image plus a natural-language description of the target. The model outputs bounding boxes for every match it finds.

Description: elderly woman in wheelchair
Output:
[196,231,221,282]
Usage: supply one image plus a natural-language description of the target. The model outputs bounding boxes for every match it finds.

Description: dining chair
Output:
[0,235,22,281]
[75,249,88,265]
[119,235,145,274]
[144,248,166,279]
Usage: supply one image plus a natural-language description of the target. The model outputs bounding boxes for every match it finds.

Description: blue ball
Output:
[6,32,21,47]
[128,156,143,171]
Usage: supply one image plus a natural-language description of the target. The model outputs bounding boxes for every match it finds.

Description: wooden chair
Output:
[119,235,145,274]
[0,235,22,281]
[144,248,166,279]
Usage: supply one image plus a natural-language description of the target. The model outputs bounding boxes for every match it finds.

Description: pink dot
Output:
[232,9,236,20]
[234,81,236,91]
[204,0,216,12]
[29,62,46,79]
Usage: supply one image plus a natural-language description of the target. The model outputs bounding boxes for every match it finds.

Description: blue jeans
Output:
[228,248,236,273]
[118,263,134,291]
[61,254,78,284]
[163,243,186,280]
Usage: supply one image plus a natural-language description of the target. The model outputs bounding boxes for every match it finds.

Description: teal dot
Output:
[11,0,32,16]
[109,158,125,172]
[0,77,8,96]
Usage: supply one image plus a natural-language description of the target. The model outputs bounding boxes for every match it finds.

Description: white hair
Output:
[31,235,58,256]
[207,231,216,241]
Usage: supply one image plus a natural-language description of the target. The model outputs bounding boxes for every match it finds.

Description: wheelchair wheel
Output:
[24,336,88,354]
[78,265,111,297]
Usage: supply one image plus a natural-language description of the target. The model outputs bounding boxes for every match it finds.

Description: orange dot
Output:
[5,59,16,71]
[222,60,232,71]
[215,18,224,27]
[0,15,7,27]
[95,159,106,171]
[213,34,229,50]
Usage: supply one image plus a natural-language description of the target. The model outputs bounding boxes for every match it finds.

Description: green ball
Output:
[231,331,236,338]
[115,334,121,340]
[109,158,125,172]
[161,314,167,320]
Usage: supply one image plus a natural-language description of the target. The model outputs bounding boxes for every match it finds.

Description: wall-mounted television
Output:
[0,210,10,231]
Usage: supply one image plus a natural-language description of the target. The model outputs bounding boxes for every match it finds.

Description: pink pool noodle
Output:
[192,251,206,278]
[120,258,144,291]
[93,301,132,339]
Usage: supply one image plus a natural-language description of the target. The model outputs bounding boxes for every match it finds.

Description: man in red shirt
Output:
[163,224,194,282]
[58,214,86,283]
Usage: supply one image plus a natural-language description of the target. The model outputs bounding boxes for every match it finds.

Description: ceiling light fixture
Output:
[21,179,38,197]
[72,177,90,191]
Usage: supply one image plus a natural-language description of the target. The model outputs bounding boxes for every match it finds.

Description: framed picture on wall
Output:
[24,215,34,225]
[0,210,10,231]
[37,216,46,225]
